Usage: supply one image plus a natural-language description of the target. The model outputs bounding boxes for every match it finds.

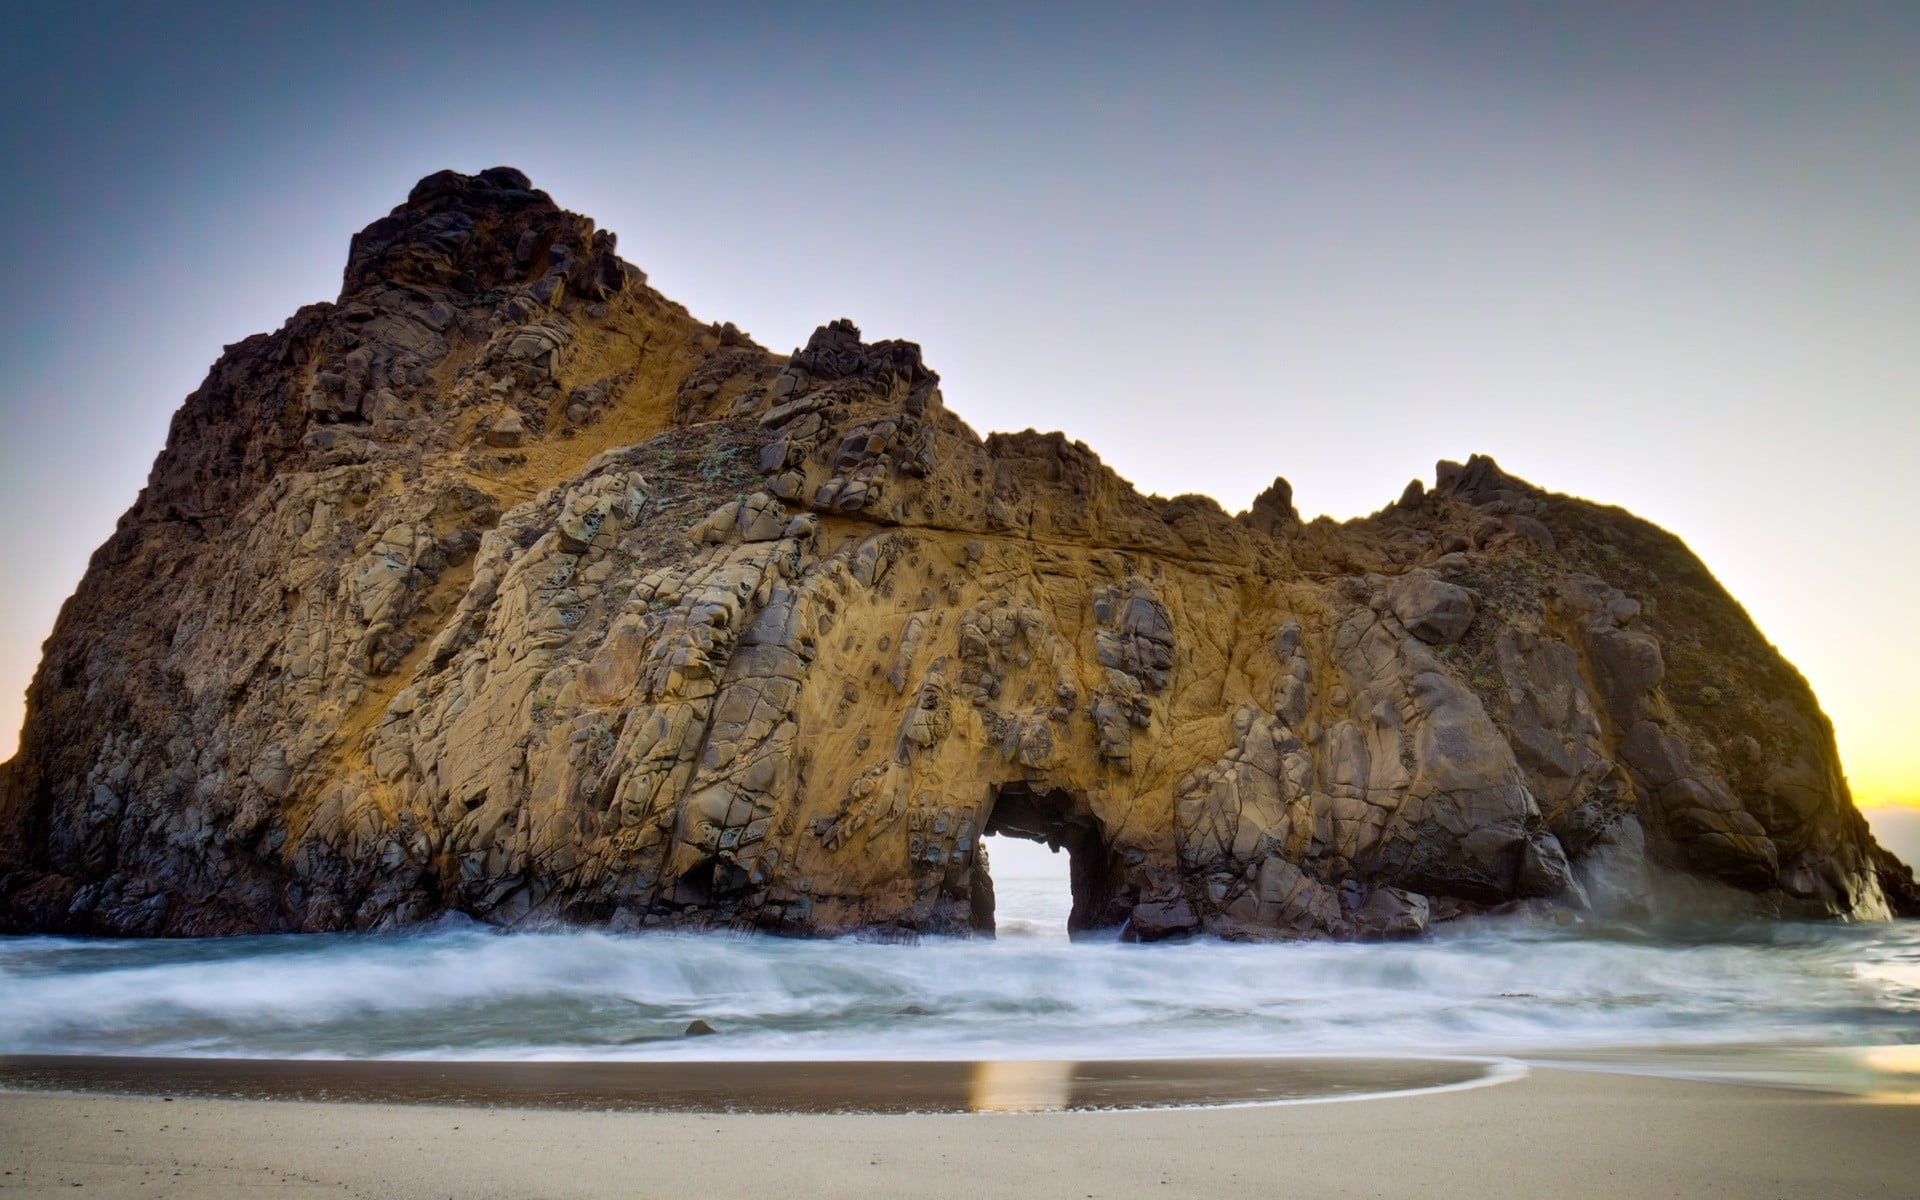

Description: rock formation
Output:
[1,168,1913,940]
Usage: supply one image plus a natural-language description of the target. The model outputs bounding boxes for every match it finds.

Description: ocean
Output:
[2,832,1916,1087]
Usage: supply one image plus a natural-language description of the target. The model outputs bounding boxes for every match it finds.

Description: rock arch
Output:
[3,168,1912,939]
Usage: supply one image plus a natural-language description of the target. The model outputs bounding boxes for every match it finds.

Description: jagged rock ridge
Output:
[1,168,1913,939]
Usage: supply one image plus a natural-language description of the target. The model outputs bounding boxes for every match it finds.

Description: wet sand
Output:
[3,1062,1919,1198]
[0,1053,1488,1114]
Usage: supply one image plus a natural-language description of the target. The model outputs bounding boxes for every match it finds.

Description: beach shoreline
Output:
[4,1060,1919,1199]
[0,1053,1499,1115]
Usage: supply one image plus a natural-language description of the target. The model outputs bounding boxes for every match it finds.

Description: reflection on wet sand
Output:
[0,1055,1495,1114]
[968,1059,1074,1111]
[1856,1045,1920,1103]
[1529,1042,1920,1101]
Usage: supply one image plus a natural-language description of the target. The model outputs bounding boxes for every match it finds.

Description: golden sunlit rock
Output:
[0,169,1912,938]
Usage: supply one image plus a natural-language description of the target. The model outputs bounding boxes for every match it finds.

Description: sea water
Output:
[3,840,1917,1072]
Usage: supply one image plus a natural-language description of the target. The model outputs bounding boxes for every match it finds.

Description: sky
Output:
[2,2,1916,805]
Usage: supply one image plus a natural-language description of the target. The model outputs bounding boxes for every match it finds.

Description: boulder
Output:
[1389,574,1476,644]
[484,413,526,448]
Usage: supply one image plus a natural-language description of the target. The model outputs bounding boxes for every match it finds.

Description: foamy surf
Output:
[3,907,1916,1072]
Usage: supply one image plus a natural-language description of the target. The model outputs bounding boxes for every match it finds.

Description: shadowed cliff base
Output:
[0,167,1913,939]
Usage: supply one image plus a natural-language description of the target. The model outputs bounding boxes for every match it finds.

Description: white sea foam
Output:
[3,908,1917,1066]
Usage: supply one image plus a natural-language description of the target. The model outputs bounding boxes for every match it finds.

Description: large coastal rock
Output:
[1,169,1912,939]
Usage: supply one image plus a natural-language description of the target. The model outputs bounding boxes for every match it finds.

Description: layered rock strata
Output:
[2,168,1912,939]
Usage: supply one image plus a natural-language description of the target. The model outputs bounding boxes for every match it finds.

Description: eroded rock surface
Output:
[2,169,1913,939]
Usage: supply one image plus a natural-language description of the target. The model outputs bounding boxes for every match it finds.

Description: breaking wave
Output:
[3,887,1916,1064]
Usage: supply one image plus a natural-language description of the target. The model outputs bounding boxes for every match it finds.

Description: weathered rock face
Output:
[2,168,1913,940]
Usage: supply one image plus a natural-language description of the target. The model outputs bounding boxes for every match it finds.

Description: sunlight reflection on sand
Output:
[967,1059,1075,1111]
[1856,1044,1920,1103]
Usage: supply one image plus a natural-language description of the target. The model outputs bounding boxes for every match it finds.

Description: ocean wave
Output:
[3,906,1917,1062]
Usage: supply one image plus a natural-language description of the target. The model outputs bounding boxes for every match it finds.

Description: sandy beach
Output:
[4,1064,1917,1199]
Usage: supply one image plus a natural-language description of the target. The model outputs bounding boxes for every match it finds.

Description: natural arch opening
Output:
[978,835,1072,939]
[971,783,1125,939]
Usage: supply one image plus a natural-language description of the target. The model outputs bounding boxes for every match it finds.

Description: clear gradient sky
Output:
[3,3,1916,804]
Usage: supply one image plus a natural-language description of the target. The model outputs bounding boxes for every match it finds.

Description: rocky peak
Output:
[341,166,641,304]
[778,319,940,410]
[1243,476,1299,535]
[1435,453,1536,506]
